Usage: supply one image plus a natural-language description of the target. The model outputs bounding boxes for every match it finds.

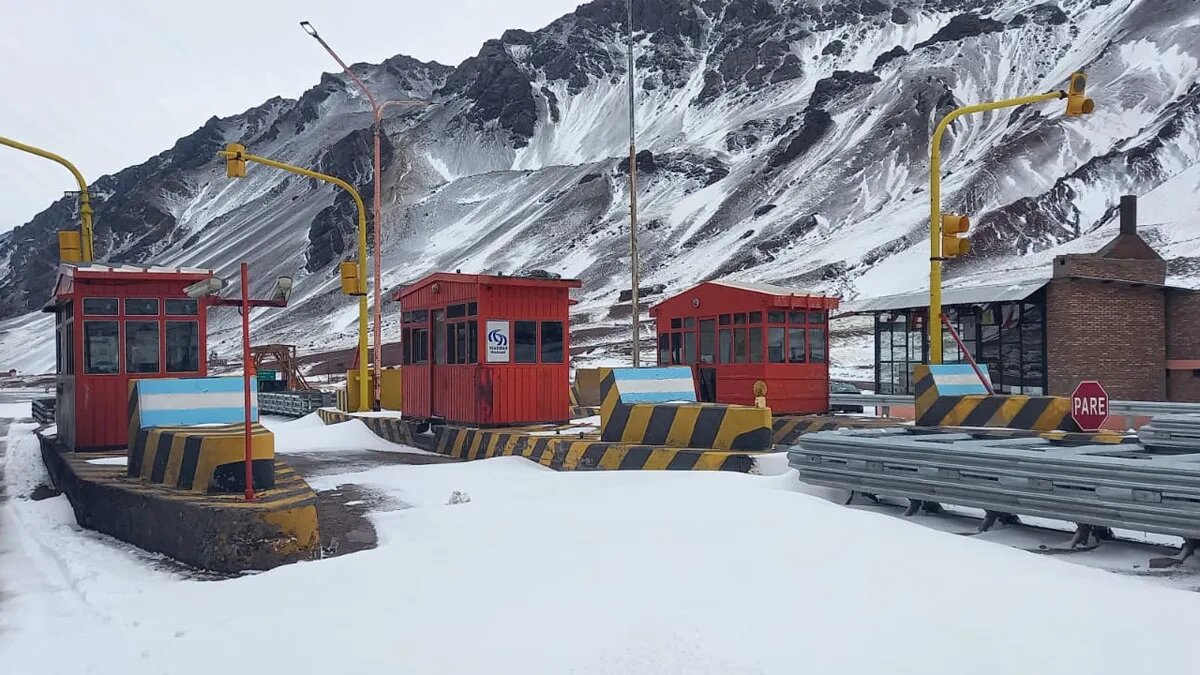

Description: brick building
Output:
[852,195,1200,401]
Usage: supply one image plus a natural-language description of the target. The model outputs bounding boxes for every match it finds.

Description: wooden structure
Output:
[649,280,839,414]
[398,272,580,425]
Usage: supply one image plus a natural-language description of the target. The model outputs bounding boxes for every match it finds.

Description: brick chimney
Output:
[1119,194,1137,235]
[1052,194,1166,284]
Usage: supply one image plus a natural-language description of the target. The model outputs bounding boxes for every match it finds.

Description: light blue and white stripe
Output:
[137,376,258,428]
[611,367,696,404]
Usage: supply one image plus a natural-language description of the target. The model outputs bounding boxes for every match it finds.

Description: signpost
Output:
[1071,380,1110,432]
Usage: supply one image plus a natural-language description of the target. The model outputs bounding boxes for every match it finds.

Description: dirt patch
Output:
[314,483,410,558]
[28,483,60,501]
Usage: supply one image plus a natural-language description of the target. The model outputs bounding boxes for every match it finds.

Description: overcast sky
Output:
[0,0,582,233]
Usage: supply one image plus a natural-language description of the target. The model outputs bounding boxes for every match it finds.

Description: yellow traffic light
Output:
[1065,72,1094,117]
[339,261,364,295]
[225,143,247,178]
[58,230,82,263]
[941,213,970,258]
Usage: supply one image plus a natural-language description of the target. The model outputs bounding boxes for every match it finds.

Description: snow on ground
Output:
[3,418,1200,674]
[261,413,434,455]
[0,401,30,419]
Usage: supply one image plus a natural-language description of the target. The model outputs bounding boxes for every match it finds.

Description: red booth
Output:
[44,263,213,450]
[649,280,839,414]
[398,272,581,426]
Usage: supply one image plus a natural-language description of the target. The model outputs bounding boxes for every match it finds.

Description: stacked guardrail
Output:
[31,397,55,425]
[788,428,1200,540]
[258,390,336,417]
[1137,414,1200,453]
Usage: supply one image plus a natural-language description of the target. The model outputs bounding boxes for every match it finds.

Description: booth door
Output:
[697,367,717,403]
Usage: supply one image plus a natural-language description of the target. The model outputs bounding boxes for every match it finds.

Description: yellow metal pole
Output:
[928,90,1065,364]
[218,147,371,412]
[0,135,94,261]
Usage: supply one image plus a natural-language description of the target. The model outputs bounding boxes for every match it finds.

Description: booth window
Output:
[83,297,118,316]
[733,328,748,363]
[166,299,198,315]
[768,327,786,363]
[788,328,806,363]
[83,321,119,374]
[405,328,430,364]
[541,321,564,363]
[432,310,447,365]
[719,329,733,364]
[126,321,160,373]
[125,298,159,316]
[448,303,467,319]
[670,332,683,364]
[445,319,479,364]
[808,327,827,363]
[658,334,669,365]
[515,321,538,363]
[165,321,200,373]
[699,320,716,364]
[749,327,763,363]
[683,332,697,364]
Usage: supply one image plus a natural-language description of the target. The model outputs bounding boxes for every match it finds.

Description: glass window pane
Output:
[446,323,458,364]
[166,298,198,316]
[515,320,537,363]
[125,321,160,373]
[809,328,827,363]
[789,311,806,325]
[448,303,466,319]
[768,327,786,363]
[670,318,682,329]
[719,329,732,364]
[734,328,748,363]
[719,314,732,326]
[125,298,159,316]
[733,313,747,325]
[166,321,199,372]
[658,334,670,365]
[433,310,446,364]
[456,323,470,364]
[683,317,696,329]
[541,321,564,363]
[402,328,412,365]
[768,311,785,324]
[83,298,118,316]
[670,332,683,364]
[468,321,479,364]
[468,302,478,316]
[683,332,697,364]
[699,320,716,364]
[84,321,119,374]
[749,311,762,324]
[788,328,806,363]
[749,327,763,363]
[808,310,826,324]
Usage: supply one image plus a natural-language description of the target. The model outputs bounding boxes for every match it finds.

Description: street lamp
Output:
[1,135,95,262]
[218,142,372,412]
[300,19,429,409]
[927,72,1094,364]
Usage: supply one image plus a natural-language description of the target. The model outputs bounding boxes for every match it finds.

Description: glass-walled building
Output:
[861,281,1047,395]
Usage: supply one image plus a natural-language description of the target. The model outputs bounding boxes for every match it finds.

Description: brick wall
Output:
[1046,279,1165,399]
[1166,290,1200,402]
[1051,255,1167,285]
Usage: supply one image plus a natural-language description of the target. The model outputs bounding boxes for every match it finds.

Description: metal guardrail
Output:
[31,397,55,425]
[829,393,1200,421]
[259,390,336,417]
[789,428,1200,542]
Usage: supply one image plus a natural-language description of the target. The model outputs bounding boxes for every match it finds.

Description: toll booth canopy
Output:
[43,264,212,450]
[649,280,839,414]
[398,272,581,426]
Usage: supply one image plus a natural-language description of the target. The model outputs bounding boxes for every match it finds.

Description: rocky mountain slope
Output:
[2,0,1199,373]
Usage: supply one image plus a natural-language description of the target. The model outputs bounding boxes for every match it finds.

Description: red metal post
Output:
[940,312,994,394]
[240,262,255,501]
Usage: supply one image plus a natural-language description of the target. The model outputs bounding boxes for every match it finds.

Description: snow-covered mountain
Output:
[3,0,1199,373]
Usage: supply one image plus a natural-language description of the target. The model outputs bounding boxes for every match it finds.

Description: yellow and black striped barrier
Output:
[913,364,1081,432]
[436,426,758,472]
[128,424,275,493]
[316,408,423,447]
[598,368,772,451]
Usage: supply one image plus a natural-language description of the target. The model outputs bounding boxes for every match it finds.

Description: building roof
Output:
[395,271,582,300]
[63,262,214,279]
[848,278,1050,313]
[706,279,832,297]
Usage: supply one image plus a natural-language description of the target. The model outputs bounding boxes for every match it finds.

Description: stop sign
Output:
[1071,380,1110,432]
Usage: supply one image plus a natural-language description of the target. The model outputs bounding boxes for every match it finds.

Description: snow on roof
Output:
[849,279,1051,313]
[707,279,832,297]
[68,263,213,276]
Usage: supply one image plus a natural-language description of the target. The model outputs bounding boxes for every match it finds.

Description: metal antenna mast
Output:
[626,0,641,367]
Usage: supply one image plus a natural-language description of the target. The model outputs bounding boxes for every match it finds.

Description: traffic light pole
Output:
[0,135,94,261]
[218,143,371,412]
[928,89,1067,364]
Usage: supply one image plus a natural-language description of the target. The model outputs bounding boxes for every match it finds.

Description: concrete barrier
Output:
[913,364,1080,432]
[128,424,275,492]
[598,367,772,451]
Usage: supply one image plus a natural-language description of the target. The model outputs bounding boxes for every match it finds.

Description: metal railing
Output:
[31,397,55,425]
[830,393,1200,422]
[259,390,336,417]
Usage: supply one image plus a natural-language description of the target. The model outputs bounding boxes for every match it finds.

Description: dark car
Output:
[830,380,864,414]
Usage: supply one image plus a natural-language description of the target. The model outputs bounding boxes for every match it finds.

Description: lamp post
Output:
[218,142,371,412]
[301,20,429,409]
[927,73,1094,364]
[625,0,641,367]
[1,135,94,261]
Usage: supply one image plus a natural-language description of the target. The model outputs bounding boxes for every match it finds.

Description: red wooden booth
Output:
[44,264,212,450]
[649,280,839,414]
[398,272,581,426]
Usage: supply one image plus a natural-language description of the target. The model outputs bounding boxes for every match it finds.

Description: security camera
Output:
[271,276,294,303]
[184,277,228,299]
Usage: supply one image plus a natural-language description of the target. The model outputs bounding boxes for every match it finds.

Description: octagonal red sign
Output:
[1071,380,1110,432]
